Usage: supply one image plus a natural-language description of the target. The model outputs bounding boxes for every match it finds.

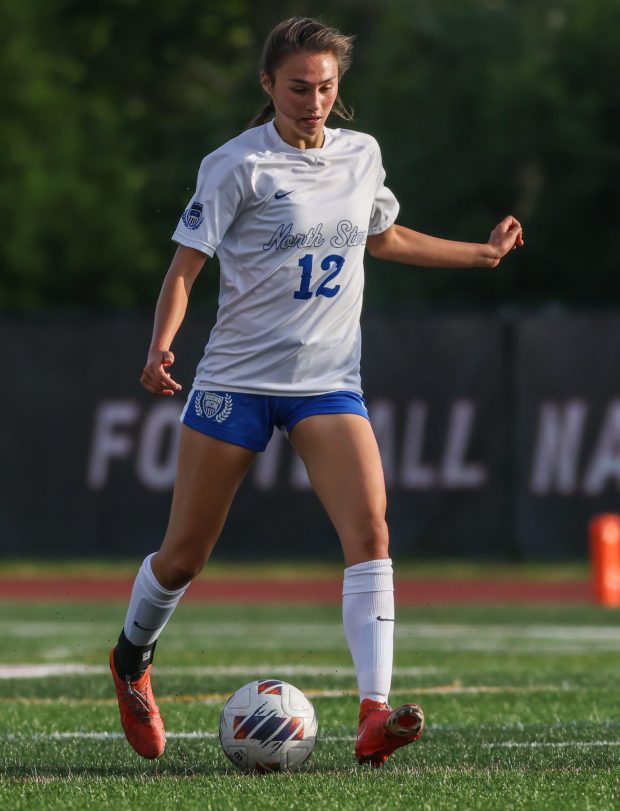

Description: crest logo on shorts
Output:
[182,200,205,230]
[194,391,233,423]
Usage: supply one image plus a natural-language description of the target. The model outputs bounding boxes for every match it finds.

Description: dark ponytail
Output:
[248,17,354,128]
[248,100,276,129]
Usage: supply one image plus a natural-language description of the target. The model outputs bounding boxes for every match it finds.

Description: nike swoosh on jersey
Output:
[376,616,395,622]
[274,190,294,199]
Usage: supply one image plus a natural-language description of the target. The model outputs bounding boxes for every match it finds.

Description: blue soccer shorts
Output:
[180,389,369,452]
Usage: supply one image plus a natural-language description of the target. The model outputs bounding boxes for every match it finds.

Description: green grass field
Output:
[1,595,620,810]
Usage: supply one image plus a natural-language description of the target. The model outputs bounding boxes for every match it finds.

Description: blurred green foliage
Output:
[1,0,618,313]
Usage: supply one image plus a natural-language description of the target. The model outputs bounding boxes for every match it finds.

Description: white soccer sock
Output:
[342,558,394,705]
[123,553,189,646]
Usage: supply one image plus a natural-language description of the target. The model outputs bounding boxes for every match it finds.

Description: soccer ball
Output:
[219,679,318,772]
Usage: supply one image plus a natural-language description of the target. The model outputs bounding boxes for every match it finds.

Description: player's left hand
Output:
[488,215,524,264]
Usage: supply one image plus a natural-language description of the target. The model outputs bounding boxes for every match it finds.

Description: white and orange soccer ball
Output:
[219,679,318,772]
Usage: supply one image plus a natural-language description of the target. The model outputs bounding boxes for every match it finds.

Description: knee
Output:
[362,517,390,560]
[152,549,207,590]
[343,516,390,563]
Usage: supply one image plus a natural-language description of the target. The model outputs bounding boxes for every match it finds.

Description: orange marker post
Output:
[589,513,620,607]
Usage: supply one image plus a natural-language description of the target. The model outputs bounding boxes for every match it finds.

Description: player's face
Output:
[261,51,339,150]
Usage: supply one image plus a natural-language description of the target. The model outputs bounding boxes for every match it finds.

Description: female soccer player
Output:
[109,17,523,767]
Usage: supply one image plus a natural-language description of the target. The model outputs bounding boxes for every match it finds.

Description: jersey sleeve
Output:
[172,148,248,256]
[367,145,400,236]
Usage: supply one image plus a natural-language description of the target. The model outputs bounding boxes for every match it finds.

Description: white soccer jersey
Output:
[172,121,399,395]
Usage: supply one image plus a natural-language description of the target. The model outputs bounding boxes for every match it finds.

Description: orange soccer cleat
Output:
[355,698,425,767]
[109,649,166,759]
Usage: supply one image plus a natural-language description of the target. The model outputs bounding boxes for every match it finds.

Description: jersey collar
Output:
[266,120,333,158]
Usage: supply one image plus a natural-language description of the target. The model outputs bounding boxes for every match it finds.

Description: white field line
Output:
[0,684,580,707]
[0,664,439,680]
[3,621,620,655]
[483,741,620,749]
[2,731,620,749]
[3,621,620,641]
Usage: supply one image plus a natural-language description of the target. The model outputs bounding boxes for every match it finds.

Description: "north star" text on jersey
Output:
[263,219,368,251]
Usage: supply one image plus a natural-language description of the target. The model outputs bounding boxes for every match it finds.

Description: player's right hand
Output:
[140,349,183,396]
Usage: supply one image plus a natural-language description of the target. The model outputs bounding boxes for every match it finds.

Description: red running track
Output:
[0,576,593,603]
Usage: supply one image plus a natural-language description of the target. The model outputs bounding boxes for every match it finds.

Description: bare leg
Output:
[114,425,255,670]
[289,413,389,565]
[152,425,257,589]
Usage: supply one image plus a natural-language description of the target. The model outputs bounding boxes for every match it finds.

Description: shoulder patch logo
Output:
[194,391,233,423]
[182,200,205,230]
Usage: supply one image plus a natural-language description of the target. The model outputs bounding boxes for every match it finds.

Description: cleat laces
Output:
[123,676,155,721]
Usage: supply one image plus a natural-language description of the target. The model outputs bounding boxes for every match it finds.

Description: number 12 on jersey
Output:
[293,253,344,300]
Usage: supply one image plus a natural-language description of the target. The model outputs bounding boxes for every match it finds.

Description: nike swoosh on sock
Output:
[133,620,158,632]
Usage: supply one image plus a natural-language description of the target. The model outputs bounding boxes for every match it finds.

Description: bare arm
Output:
[140,245,208,396]
[366,215,524,269]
